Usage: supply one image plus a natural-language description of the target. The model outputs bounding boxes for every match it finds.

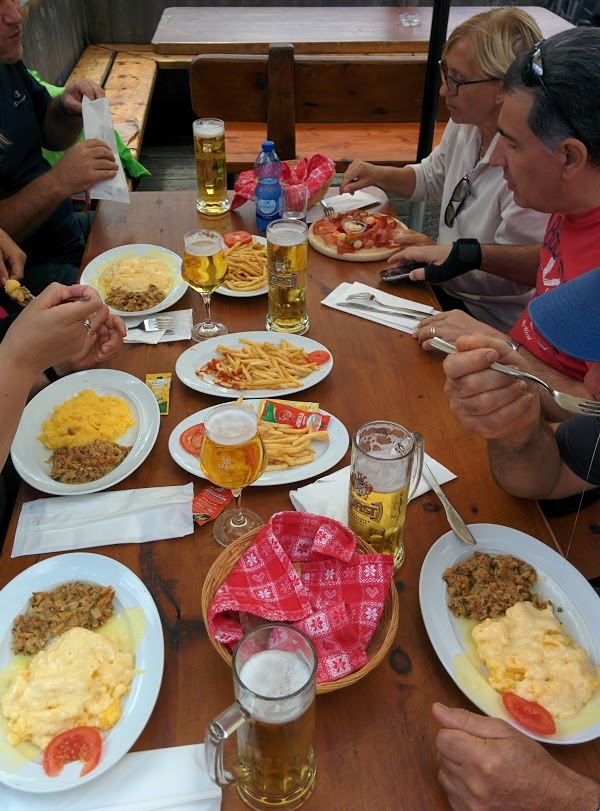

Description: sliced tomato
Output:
[313,219,338,236]
[43,727,102,778]
[223,231,253,248]
[179,423,206,457]
[306,350,331,365]
[502,692,556,736]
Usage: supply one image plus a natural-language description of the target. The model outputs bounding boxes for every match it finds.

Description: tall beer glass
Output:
[266,219,309,335]
[193,118,231,216]
[205,623,317,810]
[348,421,424,571]
[200,403,266,545]
[182,228,228,341]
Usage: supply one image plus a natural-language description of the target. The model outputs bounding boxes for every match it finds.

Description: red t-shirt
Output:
[510,207,600,381]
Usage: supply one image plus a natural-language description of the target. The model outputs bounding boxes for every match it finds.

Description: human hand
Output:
[0,228,25,285]
[388,245,452,280]
[54,308,126,374]
[52,139,118,196]
[439,334,538,440]
[433,703,600,811]
[413,310,500,349]
[60,79,105,116]
[339,160,383,194]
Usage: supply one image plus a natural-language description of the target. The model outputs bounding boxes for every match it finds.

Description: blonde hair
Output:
[443,7,542,79]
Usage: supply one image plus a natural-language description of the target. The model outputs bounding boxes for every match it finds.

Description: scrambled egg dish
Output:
[38,390,135,450]
[473,601,598,719]
[1,627,135,749]
[97,254,174,297]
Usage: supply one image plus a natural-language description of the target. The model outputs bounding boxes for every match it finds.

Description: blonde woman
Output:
[340,7,548,332]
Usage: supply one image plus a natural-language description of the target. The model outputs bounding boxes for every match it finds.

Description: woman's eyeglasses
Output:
[444,175,471,228]
[438,61,498,97]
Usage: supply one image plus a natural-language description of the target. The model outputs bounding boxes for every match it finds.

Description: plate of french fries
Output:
[168,399,349,486]
[175,332,334,398]
[217,236,268,297]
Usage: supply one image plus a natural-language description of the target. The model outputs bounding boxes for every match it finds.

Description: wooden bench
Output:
[189,43,447,173]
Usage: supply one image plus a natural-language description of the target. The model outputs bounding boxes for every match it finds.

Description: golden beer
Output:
[193,118,231,216]
[182,240,227,295]
[266,220,309,335]
[349,480,409,569]
[200,406,266,491]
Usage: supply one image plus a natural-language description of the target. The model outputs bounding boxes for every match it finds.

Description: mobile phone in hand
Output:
[379,262,423,282]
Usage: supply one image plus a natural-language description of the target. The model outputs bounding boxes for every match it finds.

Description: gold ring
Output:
[84,318,92,334]
[430,325,436,337]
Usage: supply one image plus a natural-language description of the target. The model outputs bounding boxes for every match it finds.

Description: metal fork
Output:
[346,291,432,317]
[431,336,600,417]
[320,199,336,220]
[126,316,175,334]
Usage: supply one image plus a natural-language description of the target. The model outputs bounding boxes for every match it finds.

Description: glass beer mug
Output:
[205,624,317,810]
[266,219,309,335]
[193,118,231,215]
[348,421,424,571]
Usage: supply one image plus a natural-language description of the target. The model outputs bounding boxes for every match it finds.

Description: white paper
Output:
[12,484,195,557]
[289,455,455,525]
[82,96,130,203]
[0,744,221,811]
[124,309,193,345]
[306,187,382,223]
[321,281,436,335]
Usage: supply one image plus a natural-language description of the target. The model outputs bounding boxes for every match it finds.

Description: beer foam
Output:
[193,119,224,138]
[205,406,257,445]
[239,650,312,723]
[267,225,307,248]
[186,238,222,257]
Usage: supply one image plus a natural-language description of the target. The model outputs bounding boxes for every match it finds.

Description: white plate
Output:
[168,399,349,486]
[11,370,160,496]
[175,331,334,399]
[419,524,600,745]
[217,235,268,298]
[81,244,186,316]
[0,553,164,793]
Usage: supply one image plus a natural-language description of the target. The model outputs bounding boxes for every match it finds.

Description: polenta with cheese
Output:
[472,601,598,719]
[1,627,136,749]
[38,390,135,450]
[96,253,175,311]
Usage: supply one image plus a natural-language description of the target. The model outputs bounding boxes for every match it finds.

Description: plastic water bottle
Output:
[254,141,282,232]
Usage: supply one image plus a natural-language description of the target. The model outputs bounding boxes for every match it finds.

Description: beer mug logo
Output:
[350,471,372,499]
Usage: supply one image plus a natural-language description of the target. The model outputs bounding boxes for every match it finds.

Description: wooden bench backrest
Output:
[189,43,447,161]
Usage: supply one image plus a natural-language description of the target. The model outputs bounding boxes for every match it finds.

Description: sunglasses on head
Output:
[444,175,471,228]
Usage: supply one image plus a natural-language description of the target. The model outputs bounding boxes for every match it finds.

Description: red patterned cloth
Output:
[208,511,394,683]
[231,154,336,210]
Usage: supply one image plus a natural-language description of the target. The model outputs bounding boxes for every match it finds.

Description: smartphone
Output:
[379,262,423,282]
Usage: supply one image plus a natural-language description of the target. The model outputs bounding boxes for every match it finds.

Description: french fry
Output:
[258,421,329,470]
[223,241,267,291]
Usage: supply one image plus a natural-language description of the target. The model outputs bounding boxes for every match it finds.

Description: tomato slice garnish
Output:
[179,423,206,457]
[43,726,102,778]
[502,692,556,736]
[306,350,331,365]
[223,231,253,248]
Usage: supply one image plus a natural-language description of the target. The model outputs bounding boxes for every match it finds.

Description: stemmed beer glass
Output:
[182,228,228,341]
[200,403,267,546]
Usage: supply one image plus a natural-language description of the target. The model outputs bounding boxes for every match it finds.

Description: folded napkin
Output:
[289,454,455,525]
[306,188,382,223]
[322,281,436,335]
[0,744,221,811]
[208,511,394,683]
[124,309,193,344]
[12,484,194,557]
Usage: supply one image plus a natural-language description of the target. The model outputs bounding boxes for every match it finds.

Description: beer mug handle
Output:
[407,432,424,500]
[204,702,250,787]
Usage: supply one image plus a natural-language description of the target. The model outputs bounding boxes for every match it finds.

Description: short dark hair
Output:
[504,28,600,166]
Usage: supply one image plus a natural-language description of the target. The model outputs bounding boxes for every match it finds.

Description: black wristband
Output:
[424,239,483,283]
[44,366,61,383]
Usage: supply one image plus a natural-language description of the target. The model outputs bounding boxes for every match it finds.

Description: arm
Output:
[339,161,417,198]
[433,703,600,811]
[42,79,105,151]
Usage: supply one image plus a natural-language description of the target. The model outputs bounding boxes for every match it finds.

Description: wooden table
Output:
[152,6,573,55]
[3,190,598,809]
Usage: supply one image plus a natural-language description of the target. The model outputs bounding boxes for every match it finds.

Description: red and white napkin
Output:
[208,511,394,683]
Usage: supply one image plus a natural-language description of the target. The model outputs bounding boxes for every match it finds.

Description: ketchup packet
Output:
[258,399,330,432]
[193,486,233,526]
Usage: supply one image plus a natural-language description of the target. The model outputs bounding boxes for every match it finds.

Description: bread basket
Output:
[201,526,399,693]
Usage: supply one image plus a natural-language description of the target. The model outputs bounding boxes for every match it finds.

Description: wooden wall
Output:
[21,0,87,85]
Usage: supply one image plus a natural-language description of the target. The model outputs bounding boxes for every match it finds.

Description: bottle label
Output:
[257,198,279,216]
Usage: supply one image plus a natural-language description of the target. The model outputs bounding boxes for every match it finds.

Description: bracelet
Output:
[58,92,81,118]
[43,366,61,383]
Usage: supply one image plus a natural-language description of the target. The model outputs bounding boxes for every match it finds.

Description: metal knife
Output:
[338,301,426,321]
[422,463,477,545]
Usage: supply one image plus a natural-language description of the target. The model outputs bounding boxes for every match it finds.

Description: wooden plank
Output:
[268,44,295,160]
[66,44,116,87]
[100,44,195,70]
[104,52,158,159]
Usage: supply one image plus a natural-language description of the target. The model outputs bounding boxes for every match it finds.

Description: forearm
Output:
[0,169,69,243]
[373,166,417,198]
[0,356,38,470]
[488,418,563,498]
[42,96,83,152]
[479,243,540,286]
[516,346,591,421]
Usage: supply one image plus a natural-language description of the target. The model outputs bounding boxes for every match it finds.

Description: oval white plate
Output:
[81,244,186,316]
[217,235,268,298]
[0,553,164,793]
[11,370,160,496]
[419,524,600,744]
[175,331,334,399]
[168,399,349,486]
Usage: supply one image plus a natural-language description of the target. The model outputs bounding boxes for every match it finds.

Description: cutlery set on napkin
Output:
[322,281,436,334]
[306,188,382,223]
[124,309,193,344]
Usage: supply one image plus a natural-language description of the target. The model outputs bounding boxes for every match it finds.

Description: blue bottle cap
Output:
[261,141,275,151]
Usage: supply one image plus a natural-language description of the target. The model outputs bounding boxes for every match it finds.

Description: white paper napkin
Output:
[0,743,221,811]
[321,281,436,335]
[306,188,382,222]
[289,455,455,525]
[82,96,130,204]
[124,309,193,344]
[12,484,195,558]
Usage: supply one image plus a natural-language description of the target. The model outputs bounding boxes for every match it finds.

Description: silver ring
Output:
[430,325,436,337]
[84,318,92,334]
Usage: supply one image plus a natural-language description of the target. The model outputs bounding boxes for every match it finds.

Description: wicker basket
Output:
[201,526,399,694]
[307,176,334,210]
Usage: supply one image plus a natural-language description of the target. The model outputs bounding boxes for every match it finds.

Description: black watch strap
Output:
[424,238,483,283]
[44,366,61,383]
